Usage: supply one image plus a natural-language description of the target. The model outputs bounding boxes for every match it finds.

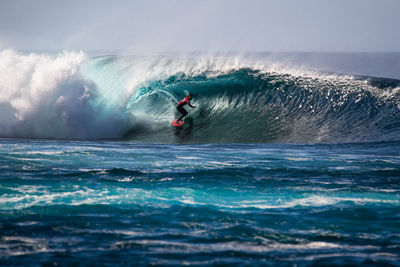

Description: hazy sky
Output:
[0,0,399,53]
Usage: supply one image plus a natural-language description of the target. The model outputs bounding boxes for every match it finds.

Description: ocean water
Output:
[0,50,400,266]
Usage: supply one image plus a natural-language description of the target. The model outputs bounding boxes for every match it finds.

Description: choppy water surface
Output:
[1,140,399,266]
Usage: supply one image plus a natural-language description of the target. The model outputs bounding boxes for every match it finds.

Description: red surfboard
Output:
[172,120,183,127]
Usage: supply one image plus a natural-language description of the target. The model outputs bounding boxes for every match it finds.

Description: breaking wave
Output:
[1,50,400,143]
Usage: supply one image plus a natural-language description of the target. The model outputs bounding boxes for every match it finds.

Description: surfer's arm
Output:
[188,103,195,108]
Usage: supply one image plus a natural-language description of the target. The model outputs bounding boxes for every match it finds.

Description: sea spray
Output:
[0,50,132,139]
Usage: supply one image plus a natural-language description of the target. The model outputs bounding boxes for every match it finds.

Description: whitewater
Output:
[1,50,400,266]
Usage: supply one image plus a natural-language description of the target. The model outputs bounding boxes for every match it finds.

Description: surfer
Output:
[176,93,196,122]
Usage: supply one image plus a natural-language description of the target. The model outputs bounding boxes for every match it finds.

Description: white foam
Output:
[176,156,201,160]
[118,177,134,182]
[0,50,131,139]
[285,157,312,161]
[116,239,355,254]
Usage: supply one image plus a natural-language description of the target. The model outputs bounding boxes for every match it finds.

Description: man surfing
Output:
[172,93,196,126]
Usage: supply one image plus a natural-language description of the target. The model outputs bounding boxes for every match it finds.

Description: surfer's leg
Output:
[176,106,188,121]
[177,114,185,121]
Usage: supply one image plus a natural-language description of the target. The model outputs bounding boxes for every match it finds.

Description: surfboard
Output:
[172,120,183,127]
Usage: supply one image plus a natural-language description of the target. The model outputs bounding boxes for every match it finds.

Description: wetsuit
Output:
[176,96,191,121]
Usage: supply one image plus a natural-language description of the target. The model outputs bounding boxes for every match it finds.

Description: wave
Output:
[2,182,399,210]
[1,50,400,143]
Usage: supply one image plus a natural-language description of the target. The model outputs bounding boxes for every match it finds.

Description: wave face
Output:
[1,50,400,143]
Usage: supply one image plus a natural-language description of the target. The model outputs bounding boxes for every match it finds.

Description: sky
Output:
[0,0,399,53]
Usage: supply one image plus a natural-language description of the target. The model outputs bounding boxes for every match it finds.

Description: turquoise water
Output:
[1,140,399,266]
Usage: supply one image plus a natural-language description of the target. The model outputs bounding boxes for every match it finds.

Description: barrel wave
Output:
[1,50,400,143]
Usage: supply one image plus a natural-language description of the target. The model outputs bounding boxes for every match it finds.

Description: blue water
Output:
[1,51,400,265]
[1,140,399,266]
